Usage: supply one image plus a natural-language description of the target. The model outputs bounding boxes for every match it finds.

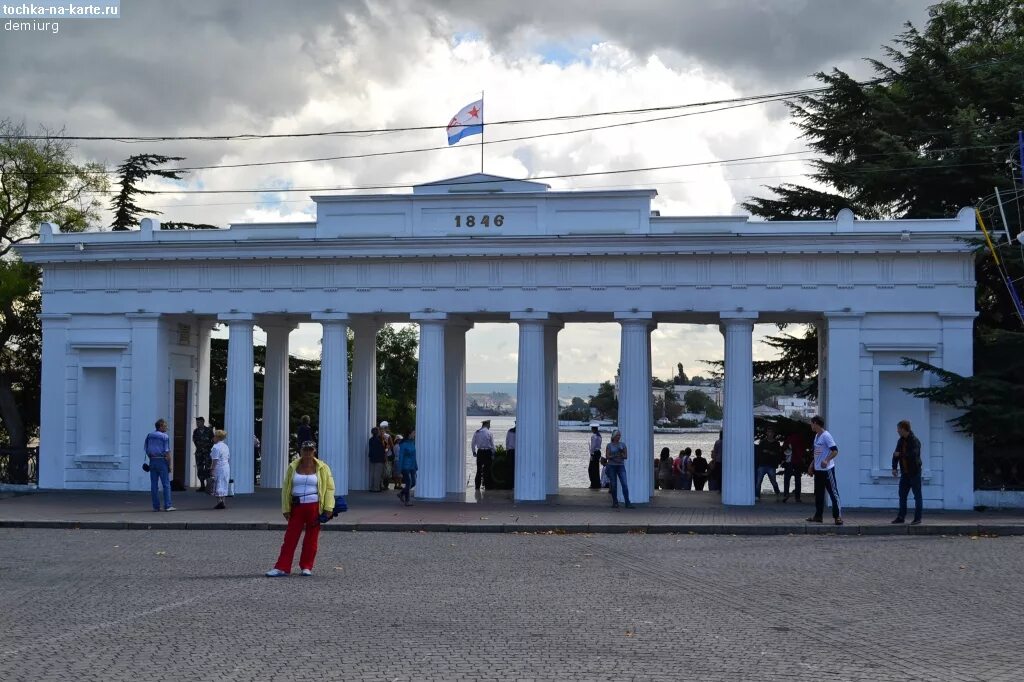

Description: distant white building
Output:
[671,383,723,406]
[776,395,818,418]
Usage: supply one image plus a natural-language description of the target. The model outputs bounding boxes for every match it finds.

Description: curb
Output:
[3,519,1024,536]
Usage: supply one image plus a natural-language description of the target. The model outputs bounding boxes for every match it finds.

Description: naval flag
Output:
[446,99,484,145]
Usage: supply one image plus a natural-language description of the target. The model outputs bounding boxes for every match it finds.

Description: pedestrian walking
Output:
[891,420,924,525]
[209,430,230,509]
[807,415,843,525]
[296,415,314,448]
[588,424,603,489]
[505,423,517,486]
[605,429,634,508]
[191,416,214,492]
[755,427,783,499]
[266,442,335,577]
[781,430,807,503]
[379,420,396,490]
[471,419,495,490]
[368,426,386,492]
[398,429,417,506]
[144,419,175,511]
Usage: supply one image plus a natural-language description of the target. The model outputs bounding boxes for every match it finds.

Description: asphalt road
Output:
[0,529,1020,681]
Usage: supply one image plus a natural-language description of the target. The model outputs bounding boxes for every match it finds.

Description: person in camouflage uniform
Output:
[192,416,215,492]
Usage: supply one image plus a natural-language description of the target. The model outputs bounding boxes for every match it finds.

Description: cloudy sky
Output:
[2,0,934,383]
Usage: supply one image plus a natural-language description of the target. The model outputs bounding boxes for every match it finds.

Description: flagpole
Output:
[480,90,485,173]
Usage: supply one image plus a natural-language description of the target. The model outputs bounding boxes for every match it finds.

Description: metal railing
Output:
[0,447,39,485]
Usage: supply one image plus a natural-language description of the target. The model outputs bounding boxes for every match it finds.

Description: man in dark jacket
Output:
[891,420,924,525]
[368,426,387,492]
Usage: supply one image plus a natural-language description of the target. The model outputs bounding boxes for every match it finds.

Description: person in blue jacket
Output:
[397,429,417,506]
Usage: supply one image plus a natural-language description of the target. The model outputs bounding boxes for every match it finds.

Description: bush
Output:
[489,445,514,490]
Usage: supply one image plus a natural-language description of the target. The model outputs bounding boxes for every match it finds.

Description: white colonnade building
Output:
[16,174,978,508]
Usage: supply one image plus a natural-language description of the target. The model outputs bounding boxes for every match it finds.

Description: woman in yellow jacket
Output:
[266,442,335,577]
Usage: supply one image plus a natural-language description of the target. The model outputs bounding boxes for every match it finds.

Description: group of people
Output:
[145,416,231,513]
[365,420,418,505]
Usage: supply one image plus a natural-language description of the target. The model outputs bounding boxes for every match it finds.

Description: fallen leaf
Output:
[334,566,344,571]
[156,551,166,556]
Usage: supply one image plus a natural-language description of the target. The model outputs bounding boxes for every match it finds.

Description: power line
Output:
[84,157,999,197]
[6,84,855,142]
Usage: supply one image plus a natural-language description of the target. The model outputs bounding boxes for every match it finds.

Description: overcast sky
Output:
[2,0,934,382]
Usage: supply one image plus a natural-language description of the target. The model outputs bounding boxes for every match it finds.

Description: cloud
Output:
[9,1,884,380]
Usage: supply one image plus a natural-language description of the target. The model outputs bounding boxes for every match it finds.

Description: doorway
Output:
[172,380,190,490]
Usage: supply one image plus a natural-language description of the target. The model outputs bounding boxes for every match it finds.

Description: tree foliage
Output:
[109,154,185,231]
[0,121,106,446]
[207,323,419,440]
[588,380,618,420]
[743,0,1024,441]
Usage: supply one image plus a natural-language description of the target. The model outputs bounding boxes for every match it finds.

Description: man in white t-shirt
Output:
[807,415,843,525]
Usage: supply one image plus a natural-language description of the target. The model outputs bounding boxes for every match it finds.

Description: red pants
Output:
[274,502,321,572]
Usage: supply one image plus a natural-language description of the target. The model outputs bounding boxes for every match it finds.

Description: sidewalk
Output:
[2,487,1022,535]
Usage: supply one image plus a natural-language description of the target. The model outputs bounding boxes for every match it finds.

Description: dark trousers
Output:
[783,463,802,499]
[474,450,493,489]
[813,469,842,520]
[401,470,417,502]
[194,451,211,489]
[607,464,630,505]
[692,476,707,491]
[588,452,602,488]
[898,473,923,522]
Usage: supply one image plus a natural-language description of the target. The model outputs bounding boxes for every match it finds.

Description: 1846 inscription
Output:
[454,214,504,228]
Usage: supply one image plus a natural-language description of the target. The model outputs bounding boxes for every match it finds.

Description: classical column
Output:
[38,314,70,490]
[349,319,378,490]
[615,313,655,504]
[128,313,169,491]
[314,314,351,495]
[543,321,563,495]
[259,321,294,489]
[940,313,977,509]
[720,313,757,506]
[822,312,863,508]
[413,314,447,500]
[445,322,472,494]
[220,314,255,494]
[193,323,213,488]
[513,313,548,501]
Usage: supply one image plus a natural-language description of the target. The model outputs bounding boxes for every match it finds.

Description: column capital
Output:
[310,312,351,323]
[217,312,255,323]
[939,311,978,329]
[822,311,864,330]
[258,316,301,331]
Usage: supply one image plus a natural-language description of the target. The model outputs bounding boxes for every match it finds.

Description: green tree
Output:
[376,325,418,435]
[742,0,1024,446]
[589,380,618,420]
[558,396,591,421]
[683,389,723,420]
[0,121,106,447]
[109,154,185,231]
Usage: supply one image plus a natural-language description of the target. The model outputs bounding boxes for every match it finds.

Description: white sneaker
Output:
[164,506,176,511]
[265,568,288,577]
[300,569,312,577]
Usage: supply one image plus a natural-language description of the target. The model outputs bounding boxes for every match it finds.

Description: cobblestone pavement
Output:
[0,529,1021,681]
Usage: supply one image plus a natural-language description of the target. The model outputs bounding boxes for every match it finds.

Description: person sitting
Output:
[674,448,692,491]
[691,449,709,491]
[657,447,674,490]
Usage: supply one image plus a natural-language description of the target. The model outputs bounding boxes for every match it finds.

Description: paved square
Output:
[0,529,1020,681]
